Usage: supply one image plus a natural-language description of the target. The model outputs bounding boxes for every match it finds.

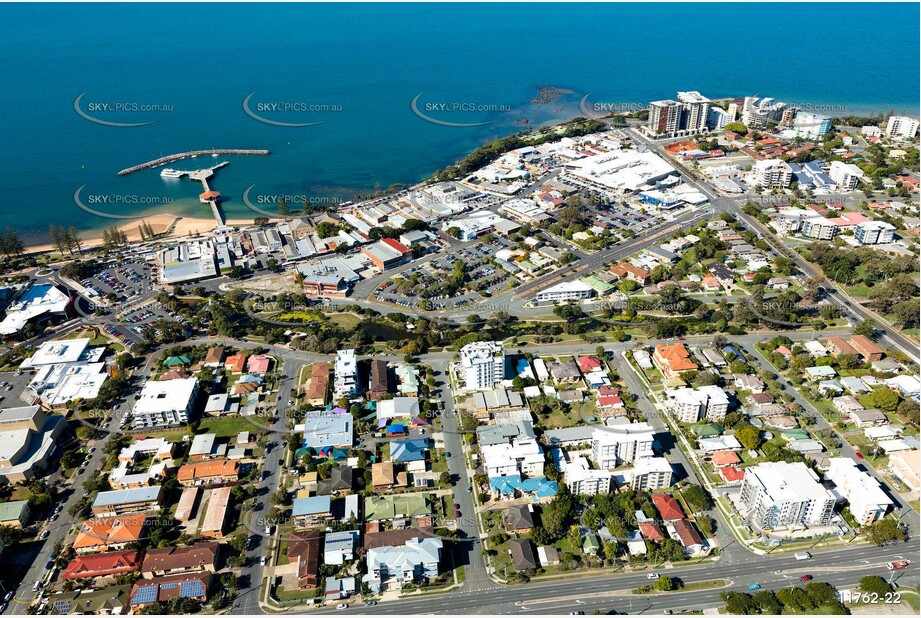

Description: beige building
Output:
[0,405,67,483]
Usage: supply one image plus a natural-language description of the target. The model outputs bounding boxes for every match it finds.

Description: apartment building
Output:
[739,462,835,532]
[592,422,655,469]
[825,458,893,525]
[459,341,505,390]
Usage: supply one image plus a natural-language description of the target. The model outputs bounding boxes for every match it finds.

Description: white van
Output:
[794,552,812,561]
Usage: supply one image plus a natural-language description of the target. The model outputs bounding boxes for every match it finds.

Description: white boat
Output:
[160,168,183,178]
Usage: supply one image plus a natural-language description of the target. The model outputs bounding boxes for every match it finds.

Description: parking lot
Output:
[119,300,190,336]
[80,259,151,302]
[373,239,515,310]
[0,370,34,407]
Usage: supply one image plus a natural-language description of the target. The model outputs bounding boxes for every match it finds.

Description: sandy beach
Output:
[24,214,268,255]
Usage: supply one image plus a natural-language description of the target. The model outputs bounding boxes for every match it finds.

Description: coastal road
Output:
[313,542,918,615]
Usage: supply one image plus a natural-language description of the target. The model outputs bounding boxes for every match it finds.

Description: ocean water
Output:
[0,2,918,244]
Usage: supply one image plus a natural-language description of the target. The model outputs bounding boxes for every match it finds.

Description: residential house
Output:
[508,538,538,571]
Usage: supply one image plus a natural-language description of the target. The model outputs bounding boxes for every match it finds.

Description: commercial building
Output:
[158,240,218,284]
[360,238,413,270]
[738,462,836,532]
[459,341,505,390]
[592,422,655,469]
[535,281,595,303]
[825,457,893,525]
[885,115,920,138]
[0,405,67,483]
[854,221,896,245]
[0,283,71,338]
[828,161,864,190]
[333,349,359,400]
[564,149,677,194]
[749,159,792,189]
[132,378,198,429]
[889,450,920,491]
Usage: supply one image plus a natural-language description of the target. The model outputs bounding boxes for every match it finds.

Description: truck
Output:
[794,552,812,561]
[887,560,910,570]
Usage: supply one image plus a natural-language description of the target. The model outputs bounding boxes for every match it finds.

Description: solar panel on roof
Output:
[180,580,205,597]
[54,601,71,613]
[161,582,178,589]
[131,585,159,604]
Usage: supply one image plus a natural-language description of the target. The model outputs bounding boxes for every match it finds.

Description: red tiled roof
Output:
[577,355,602,373]
[711,450,741,467]
[638,521,665,542]
[651,493,685,521]
[720,466,745,482]
[62,550,141,580]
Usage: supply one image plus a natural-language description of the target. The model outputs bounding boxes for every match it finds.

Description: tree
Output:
[653,576,680,591]
[859,575,892,596]
[736,424,763,450]
[0,227,24,257]
[865,518,906,545]
[752,590,782,614]
[682,485,711,512]
[854,319,877,339]
[721,592,756,615]
[860,388,900,412]
[724,122,748,134]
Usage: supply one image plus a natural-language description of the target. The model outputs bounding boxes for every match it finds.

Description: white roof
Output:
[540,280,593,294]
[21,338,91,368]
[0,284,70,336]
[743,461,834,503]
[134,378,197,414]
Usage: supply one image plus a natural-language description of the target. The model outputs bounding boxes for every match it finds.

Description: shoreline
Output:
[23,214,267,255]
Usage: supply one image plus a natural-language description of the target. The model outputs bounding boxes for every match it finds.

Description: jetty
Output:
[116,149,270,176]
[163,162,229,227]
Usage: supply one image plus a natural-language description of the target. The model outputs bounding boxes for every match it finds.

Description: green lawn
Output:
[199,416,265,438]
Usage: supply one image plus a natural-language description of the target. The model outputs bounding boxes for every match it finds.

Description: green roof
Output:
[0,500,29,523]
[163,354,192,367]
[364,493,431,521]
[781,429,810,442]
[582,534,600,553]
[691,423,723,437]
[580,274,615,294]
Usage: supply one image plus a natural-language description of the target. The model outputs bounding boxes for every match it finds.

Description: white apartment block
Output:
[459,341,506,390]
[828,161,864,191]
[825,457,893,526]
[854,221,896,245]
[535,281,594,304]
[481,436,544,478]
[592,422,655,470]
[334,349,359,400]
[739,462,836,532]
[677,91,711,134]
[801,216,837,241]
[885,115,920,138]
[631,456,674,491]
[560,454,614,496]
[749,159,792,189]
[666,386,730,423]
[132,378,198,429]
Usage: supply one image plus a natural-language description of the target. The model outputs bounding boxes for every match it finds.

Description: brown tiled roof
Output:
[363,525,435,550]
[73,516,147,551]
[177,460,240,483]
[307,363,330,400]
[672,519,705,548]
[141,542,219,576]
[287,531,320,589]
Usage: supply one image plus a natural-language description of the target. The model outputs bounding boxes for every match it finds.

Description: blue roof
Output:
[293,495,331,516]
[391,438,430,462]
[489,475,523,495]
[521,477,558,499]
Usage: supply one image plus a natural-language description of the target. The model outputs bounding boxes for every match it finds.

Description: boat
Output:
[160,168,183,178]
